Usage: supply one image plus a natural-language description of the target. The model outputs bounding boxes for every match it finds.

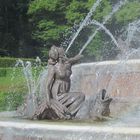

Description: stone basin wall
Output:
[0,121,140,140]
[70,60,140,116]
[71,59,140,98]
[0,60,140,140]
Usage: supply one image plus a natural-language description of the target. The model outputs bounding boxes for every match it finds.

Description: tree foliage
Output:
[0,0,38,57]
[27,0,112,57]
[66,0,88,24]
[115,1,140,24]
[28,0,70,48]
[88,0,112,21]
[0,0,140,60]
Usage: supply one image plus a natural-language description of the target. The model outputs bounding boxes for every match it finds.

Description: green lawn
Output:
[0,68,26,111]
[0,67,43,111]
[0,68,25,90]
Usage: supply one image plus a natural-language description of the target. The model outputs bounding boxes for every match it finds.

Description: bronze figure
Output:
[33,46,85,120]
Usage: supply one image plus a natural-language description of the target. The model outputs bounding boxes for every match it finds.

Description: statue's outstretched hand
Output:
[75,54,84,59]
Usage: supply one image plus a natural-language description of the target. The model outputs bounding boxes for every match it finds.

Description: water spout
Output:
[65,0,103,53]
[90,20,119,48]
[79,0,128,55]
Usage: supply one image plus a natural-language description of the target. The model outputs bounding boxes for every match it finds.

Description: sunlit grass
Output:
[0,68,25,92]
[0,67,43,111]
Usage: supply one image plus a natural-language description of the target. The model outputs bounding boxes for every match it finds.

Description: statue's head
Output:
[58,47,65,58]
[49,45,59,60]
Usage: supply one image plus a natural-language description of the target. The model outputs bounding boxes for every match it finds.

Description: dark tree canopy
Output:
[0,0,140,60]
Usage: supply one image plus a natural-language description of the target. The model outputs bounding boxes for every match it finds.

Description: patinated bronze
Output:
[89,89,112,120]
[33,46,112,120]
[33,46,85,120]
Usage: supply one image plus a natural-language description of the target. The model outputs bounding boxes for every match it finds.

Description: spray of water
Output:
[90,19,119,48]
[106,48,140,97]
[15,59,43,117]
[79,0,128,55]
[65,0,103,52]
[10,0,140,121]
[60,23,79,48]
[16,59,32,95]
[126,19,140,45]
[106,19,140,97]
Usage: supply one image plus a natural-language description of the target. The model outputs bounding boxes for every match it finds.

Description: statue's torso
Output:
[51,62,72,97]
[55,62,72,81]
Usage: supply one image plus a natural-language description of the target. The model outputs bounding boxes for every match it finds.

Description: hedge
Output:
[0,67,22,77]
[0,68,7,77]
[0,57,36,67]
[0,67,44,78]
[0,91,26,111]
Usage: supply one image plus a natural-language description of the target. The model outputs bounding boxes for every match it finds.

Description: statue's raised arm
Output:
[57,47,83,65]
[67,54,83,65]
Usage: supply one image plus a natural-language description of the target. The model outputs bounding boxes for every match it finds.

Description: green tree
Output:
[66,0,88,24]
[26,0,140,59]
[0,0,36,57]
[28,0,70,48]
[82,0,112,60]
[115,1,140,24]
[66,0,112,58]
[27,0,113,58]
[87,0,112,21]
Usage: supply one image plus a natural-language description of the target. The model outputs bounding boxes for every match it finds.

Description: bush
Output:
[0,91,26,111]
[0,67,23,78]
[0,57,36,67]
[0,68,7,77]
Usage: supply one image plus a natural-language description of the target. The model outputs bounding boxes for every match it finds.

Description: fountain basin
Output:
[1,60,140,139]
[71,59,140,97]
[71,60,140,117]
[0,119,140,140]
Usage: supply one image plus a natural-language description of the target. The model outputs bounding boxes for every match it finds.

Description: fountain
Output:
[0,0,140,139]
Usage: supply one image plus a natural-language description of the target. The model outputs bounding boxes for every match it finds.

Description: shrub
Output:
[0,91,26,111]
[0,57,36,67]
[0,68,7,77]
[0,67,23,77]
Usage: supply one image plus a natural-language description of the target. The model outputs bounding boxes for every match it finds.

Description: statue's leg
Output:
[68,93,85,116]
[51,99,69,114]
[59,93,73,104]
[63,93,79,106]
[58,93,66,100]
[50,100,67,119]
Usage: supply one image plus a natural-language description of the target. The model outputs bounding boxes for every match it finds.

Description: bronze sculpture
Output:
[89,89,112,120]
[33,46,85,120]
[32,46,112,120]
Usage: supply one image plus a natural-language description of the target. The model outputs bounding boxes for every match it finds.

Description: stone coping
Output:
[74,59,140,67]
[0,120,140,135]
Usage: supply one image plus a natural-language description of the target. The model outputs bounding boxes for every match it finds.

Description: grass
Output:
[0,67,27,111]
[0,68,25,90]
[0,67,43,111]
